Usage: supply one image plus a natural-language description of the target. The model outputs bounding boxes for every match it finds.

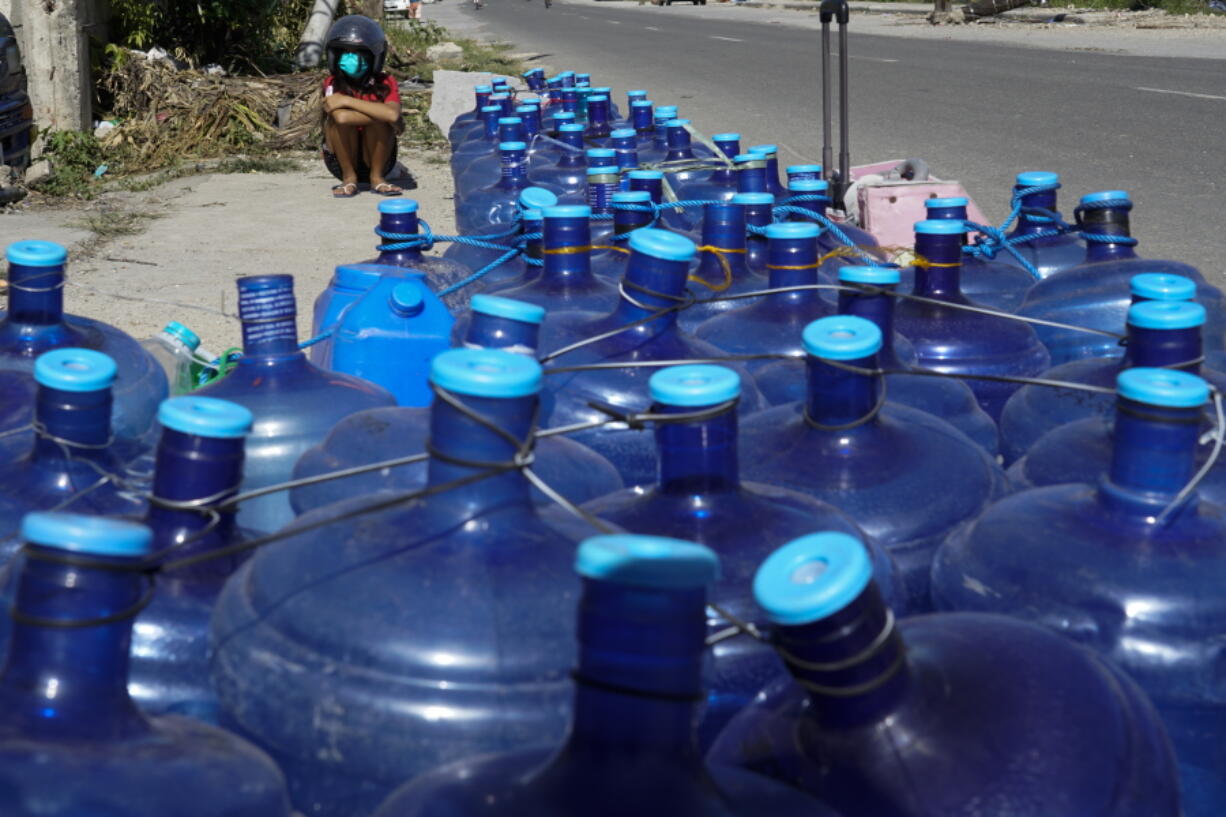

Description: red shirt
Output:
[323,73,401,104]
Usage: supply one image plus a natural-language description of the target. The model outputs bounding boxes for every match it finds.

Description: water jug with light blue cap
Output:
[0,372,34,459]
[585,93,613,142]
[746,144,786,198]
[734,191,773,275]
[527,122,588,199]
[211,348,590,817]
[140,321,210,395]
[536,228,766,489]
[1016,191,1225,365]
[0,349,147,557]
[934,366,1226,817]
[631,166,697,234]
[733,153,768,194]
[667,132,739,206]
[590,190,655,280]
[580,364,901,744]
[693,222,832,361]
[194,275,394,534]
[0,512,295,817]
[785,163,822,183]
[458,142,563,236]
[999,299,1225,464]
[737,316,1006,611]
[586,162,621,216]
[777,182,880,269]
[893,219,1050,420]
[442,187,557,293]
[675,199,766,332]
[635,105,677,166]
[455,116,526,202]
[0,240,167,443]
[447,84,493,145]
[993,170,1087,279]
[708,531,1181,817]
[626,99,655,144]
[291,295,622,514]
[449,106,509,188]
[372,533,847,817]
[609,127,640,178]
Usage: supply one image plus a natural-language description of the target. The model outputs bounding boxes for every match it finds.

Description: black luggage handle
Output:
[819,0,851,210]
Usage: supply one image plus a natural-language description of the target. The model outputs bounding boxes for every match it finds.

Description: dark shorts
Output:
[321,135,399,183]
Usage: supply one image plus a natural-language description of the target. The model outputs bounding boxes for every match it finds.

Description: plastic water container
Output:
[918,196,1037,311]
[629,167,696,234]
[457,142,563,237]
[371,534,844,817]
[0,371,34,459]
[449,105,506,187]
[933,367,1226,817]
[291,295,622,513]
[738,316,1006,611]
[309,263,410,367]
[194,275,395,534]
[140,321,214,395]
[441,188,557,295]
[677,199,767,331]
[658,119,711,190]
[211,349,589,817]
[634,105,677,167]
[0,240,167,443]
[0,512,294,817]
[746,144,787,198]
[1015,192,1225,365]
[708,531,1181,817]
[580,365,900,744]
[694,222,832,366]
[736,192,774,276]
[447,84,493,146]
[359,199,476,310]
[999,300,1224,464]
[535,229,766,488]
[590,191,656,281]
[780,180,881,268]
[734,153,768,194]
[994,170,1087,279]
[0,349,147,558]
[528,122,589,199]
[328,272,454,407]
[454,115,525,202]
[609,127,641,179]
[786,164,823,183]
[893,219,1051,420]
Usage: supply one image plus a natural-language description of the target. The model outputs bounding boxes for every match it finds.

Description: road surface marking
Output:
[1137,86,1226,102]
[608,19,621,23]
[711,35,744,41]
[848,55,899,63]
[645,25,662,30]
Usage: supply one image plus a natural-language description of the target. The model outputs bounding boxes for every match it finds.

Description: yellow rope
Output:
[687,245,745,292]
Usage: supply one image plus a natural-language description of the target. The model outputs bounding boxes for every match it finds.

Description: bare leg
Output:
[363,121,400,193]
[324,111,362,194]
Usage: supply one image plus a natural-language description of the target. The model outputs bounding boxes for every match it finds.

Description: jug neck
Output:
[466,313,541,355]
[376,210,424,265]
[543,214,596,285]
[613,204,654,237]
[656,402,740,495]
[557,128,587,168]
[1082,204,1137,262]
[497,147,529,191]
[804,351,880,429]
[766,235,820,303]
[238,275,302,359]
[587,98,612,138]
[34,383,113,452]
[695,203,749,284]
[612,251,689,331]
[628,175,664,207]
[665,126,695,162]
[776,583,909,729]
[1101,397,1202,518]
[1125,325,1202,372]
[587,170,620,215]
[6,260,66,326]
[1013,187,1060,236]
[736,161,768,194]
[522,216,545,262]
[912,233,964,298]
[425,391,536,511]
[631,102,653,133]
[837,286,901,368]
[1,548,150,739]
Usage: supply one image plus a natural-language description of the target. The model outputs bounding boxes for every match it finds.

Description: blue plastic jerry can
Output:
[329,272,454,407]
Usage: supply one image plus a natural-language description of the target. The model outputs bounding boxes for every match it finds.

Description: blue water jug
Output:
[457,142,563,237]
[372,534,844,817]
[585,93,614,143]
[454,114,525,203]
[0,349,147,554]
[746,144,787,198]
[363,199,476,308]
[738,316,1006,611]
[635,105,677,166]
[194,275,395,533]
[785,164,823,184]
[0,512,294,817]
[999,300,1223,464]
[309,263,409,367]
[893,219,1050,420]
[609,127,641,178]
[993,170,1087,279]
[624,99,655,145]
[580,364,900,744]
[211,349,590,817]
[677,199,766,331]
[0,240,167,442]
[933,367,1226,817]
[630,167,696,233]
[736,191,774,275]
[707,531,1181,817]
[536,229,766,488]
[291,295,622,513]
[694,222,832,363]
[442,188,557,295]
[658,119,712,189]
[528,122,589,199]
[919,195,1036,311]
[590,190,656,281]
[329,273,454,407]
[449,105,504,186]
[1015,191,1225,365]
[447,84,493,146]
[734,153,768,194]
[782,183,881,267]
[0,371,34,458]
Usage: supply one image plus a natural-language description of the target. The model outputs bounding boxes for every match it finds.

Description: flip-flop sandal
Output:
[372,183,403,197]
[332,183,358,198]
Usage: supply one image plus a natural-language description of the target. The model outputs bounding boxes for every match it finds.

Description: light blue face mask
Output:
[338,52,369,79]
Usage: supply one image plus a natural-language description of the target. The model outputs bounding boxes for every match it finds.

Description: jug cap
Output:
[378,199,418,214]
[765,222,819,240]
[22,512,153,558]
[515,105,537,115]
[713,133,741,141]
[650,364,740,407]
[628,169,663,180]
[586,166,618,177]
[731,192,775,206]
[839,266,900,286]
[665,119,690,128]
[499,141,527,152]
[748,144,778,155]
[35,348,117,392]
[576,534,720,588]
[1015,170,1059,188]
[628,228,696,262]
[787,179,828,193]
[587,95,609,103]
[7,239,67,267]
[627,89,648,97]
[472,295,546,325]
[163,321,201,350]
[544,205,592,220]
[914,219,965,236]
[159,396,254,439]
[496,116,522,126]
[474,84,493,92]
[430,348,542,398]
[612,191,652,203]
[553,111,577,122]
[803,315,882,360]
[390,282,425,317]
[754,532,873,625]
[786,164,823,174]
[611,128,636,139]
[631,100,653,108]
[733,153,766,164]
[519,187,559,211]
[1117,368,1209,409]
[558,123,585,134]
[1081,190,1130,205]
[925,196,967,209]
[585,148,616,158]
[1127,300,1205,330]
[1130,273,1195,302]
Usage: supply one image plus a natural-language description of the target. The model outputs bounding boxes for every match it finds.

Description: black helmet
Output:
[325,15,387,77]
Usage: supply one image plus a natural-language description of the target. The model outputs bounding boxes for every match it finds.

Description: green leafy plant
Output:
[32,130,105,198]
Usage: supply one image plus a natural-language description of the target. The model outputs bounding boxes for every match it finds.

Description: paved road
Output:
[431,0,1225,281]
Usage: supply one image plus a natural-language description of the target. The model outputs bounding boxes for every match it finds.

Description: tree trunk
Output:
[962,0,1030,19]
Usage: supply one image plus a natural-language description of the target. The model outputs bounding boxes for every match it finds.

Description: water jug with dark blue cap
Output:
[447,84,493,145]
[449,106,508,186]
[442,187,557,294]
[457,142,563,236]
[0,512,295,817]
[528,122,589,199]
[371,533,846,817]
[329,272,455,407]
[0,349,147,555]
[590,190,655,280]
[934,366,1226,817]
[455,117,527,202]
[211,348,590,817]
[579,365,900,744]
[536,229,766,488]
[675,200,764,332]
[734,153,769,194]
[999,299,1225,464]
[786,164,822,183]
[708,531,1181,817]
[893,219,1051,420]
[194,275,394,534]
[917,195,1036,312]
[734,192,774,275]
[1016,192,1225,365]
[0,240,167,443]
[693,222,832,359]
[994,170,1087,279]
[746,144,786,198]
[737,316,1006,610]
[292,295,622,514]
